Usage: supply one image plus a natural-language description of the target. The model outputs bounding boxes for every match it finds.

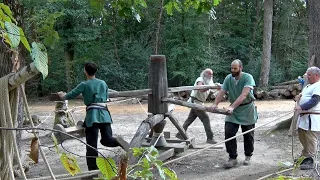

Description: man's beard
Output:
[231,71,240,77]
[203,76,214,85]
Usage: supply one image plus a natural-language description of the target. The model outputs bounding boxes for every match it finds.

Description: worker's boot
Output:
[243,156,251,166]
[223,158,238,169]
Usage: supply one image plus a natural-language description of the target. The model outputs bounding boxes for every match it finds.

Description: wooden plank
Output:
[168,85,220,93]
[157,143,188,153]
[158,149,175,161]
[162,98,230,115]
[145,137,195,146]
[191,143,224,149]
[65,126,84,133]
[163,131,170,139]
[166,113,188,139]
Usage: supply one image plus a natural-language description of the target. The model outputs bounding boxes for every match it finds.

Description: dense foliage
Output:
[21,0,308,96]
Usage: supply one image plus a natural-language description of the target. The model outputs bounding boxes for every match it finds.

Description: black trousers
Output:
[85,123,120,170]
[225,122,255,159]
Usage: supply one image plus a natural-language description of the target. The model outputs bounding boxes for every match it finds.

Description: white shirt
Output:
[298,81,320,131]
[188,77,212,104]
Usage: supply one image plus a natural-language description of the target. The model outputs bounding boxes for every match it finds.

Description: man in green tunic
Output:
[58,62,129,171]
[210,59,258,169]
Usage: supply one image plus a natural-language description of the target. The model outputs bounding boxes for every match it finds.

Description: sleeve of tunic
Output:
[222,75,230,92]
[65,82,85,100]
[244,74,256,87]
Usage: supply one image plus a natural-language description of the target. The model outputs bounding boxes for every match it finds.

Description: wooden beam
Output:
[166,113,189,140]
[109,89,152,98]
[168,85,220,93]
[8,62,40,91]
[50,85,221,101]
[128,114,164,164]
[148,55,168,114]
[162,98,230,115]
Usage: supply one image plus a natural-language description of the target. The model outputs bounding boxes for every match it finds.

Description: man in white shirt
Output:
[295,66,320,170]
[176,68,218,144]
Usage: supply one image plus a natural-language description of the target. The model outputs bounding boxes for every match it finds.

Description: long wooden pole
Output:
[161,97,230,115]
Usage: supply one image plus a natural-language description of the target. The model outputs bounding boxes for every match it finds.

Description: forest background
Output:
[19,0,308,96]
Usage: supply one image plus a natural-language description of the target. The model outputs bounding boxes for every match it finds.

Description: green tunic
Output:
[64,78,112,127]
[222,73,258,125]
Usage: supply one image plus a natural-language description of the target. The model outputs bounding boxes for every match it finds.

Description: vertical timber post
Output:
[148,55,168,147]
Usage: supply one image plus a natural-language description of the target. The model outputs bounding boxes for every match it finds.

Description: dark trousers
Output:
[225,122,255,159]
[183,109,214,140]
[85,123,119,170]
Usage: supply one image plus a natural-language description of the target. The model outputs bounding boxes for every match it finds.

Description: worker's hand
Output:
[215,83,222,90]
[208,104,218,112]
[57,91,66,99]
[225,106,234,114]
[294,105,302,111]
[294,94,302,102]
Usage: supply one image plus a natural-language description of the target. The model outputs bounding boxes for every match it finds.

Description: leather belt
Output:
[300,112,320,116]
[239,101,253,106]
[86,103,107,111]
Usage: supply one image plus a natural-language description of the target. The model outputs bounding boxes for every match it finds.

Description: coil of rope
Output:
[0,74,27,180]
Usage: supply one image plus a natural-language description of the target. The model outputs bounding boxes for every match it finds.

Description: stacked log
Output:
[268,80,302,99]
[253,79,302,100]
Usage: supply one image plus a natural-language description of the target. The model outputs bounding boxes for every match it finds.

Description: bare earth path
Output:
[21,99,314,180]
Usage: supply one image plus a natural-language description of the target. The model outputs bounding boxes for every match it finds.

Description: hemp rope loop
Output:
[0,74,26,180]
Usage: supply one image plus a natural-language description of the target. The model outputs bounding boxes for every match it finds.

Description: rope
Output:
[0,126,119,178]
[0,74,27,180]
[256,167,294,180]
[163,111,295,166]
[20,85,56,179]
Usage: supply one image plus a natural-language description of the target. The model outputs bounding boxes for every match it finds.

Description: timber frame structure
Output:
[5,55,228,179]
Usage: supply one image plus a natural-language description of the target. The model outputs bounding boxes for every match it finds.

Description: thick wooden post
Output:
[148,55,168,114]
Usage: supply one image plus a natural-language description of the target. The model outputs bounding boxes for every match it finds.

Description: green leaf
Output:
[31,42,48,79]
[0,3,16,23]
[164,2,173,16]
[89,0,105,16]
[96,157,117,179]
[132,147,145,157]
[51,134,60,153]
[155,163,165,179]
[0,8,11,23]
[19,27,31,52]
[163,167,178,180]
[142,158,150,169]
[60,153,81,176]
[4,21,20,48]
[140,169,153,178]
[213,0,221,6]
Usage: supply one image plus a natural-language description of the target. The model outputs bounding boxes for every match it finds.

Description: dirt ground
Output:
[20,99,319,180]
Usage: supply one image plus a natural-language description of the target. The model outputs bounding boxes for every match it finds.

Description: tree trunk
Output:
[259,0,273,87]
[154,0,164,55]
[307,0,320,67]
[2,0,26,166]
[64,42,74,91]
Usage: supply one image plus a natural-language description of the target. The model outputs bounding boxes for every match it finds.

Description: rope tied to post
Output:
[0,74,27,180]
